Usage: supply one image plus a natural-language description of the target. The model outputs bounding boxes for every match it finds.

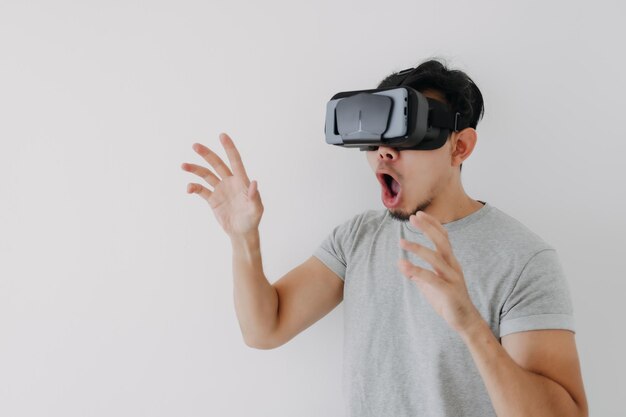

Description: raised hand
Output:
[181,132,263,238]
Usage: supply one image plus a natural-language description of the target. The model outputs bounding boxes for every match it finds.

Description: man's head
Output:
[366,58,485,221]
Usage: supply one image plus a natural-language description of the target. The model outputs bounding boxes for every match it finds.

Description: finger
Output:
[398,258,446,289]
[248,179,259,200]
[181,162,221,188]
[219,133,251,185]
[399,238,456,281]
[192,141,233,180]
[410,212,458,269]
[187,182,213,202]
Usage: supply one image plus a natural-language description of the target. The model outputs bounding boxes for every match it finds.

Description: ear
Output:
[449,127,477,168]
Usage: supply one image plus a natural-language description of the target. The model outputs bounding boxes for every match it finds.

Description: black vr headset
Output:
[324,67,470,151]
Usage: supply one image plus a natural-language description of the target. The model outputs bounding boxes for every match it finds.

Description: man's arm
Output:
[245,255,344,350]
[460,321,589,417]
[396,211,587,416]
[231,229,280,347]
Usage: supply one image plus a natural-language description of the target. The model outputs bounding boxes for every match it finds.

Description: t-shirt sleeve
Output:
[312,213,362,282]
[499,248,576,338]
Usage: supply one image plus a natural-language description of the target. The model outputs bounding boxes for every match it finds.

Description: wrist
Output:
[459,311,490,343]
[230,229,261,260]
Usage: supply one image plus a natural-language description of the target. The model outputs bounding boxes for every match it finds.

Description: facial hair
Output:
[387,195,434,222]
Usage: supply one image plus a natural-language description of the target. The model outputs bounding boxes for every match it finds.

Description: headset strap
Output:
[395,67,419,86]
[428,98,470,132]
[394,67,470,131]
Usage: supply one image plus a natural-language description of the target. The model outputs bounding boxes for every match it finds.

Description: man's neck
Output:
[424,195,484,226]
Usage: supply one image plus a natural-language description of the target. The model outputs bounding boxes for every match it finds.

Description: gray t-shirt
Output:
[313,201,575,417]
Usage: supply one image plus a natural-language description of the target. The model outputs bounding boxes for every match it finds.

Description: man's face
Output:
[366,89,455,222]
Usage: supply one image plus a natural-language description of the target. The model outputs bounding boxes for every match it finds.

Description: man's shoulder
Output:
[330,208,388,241]
[355,208,389,229]
[323,208,386,237]
[480,204,555,254]
[338,208,387,226]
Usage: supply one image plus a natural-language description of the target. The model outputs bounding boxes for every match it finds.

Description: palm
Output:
[210,175,259,235]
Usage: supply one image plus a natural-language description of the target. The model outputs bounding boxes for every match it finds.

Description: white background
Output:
[1,1,624,416]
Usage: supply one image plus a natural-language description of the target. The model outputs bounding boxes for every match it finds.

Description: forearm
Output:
[460,320,582,417]
[230,229,278,346]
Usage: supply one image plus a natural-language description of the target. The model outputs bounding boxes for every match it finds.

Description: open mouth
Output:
[377,172,402,206]
[379,173,400,196]
[383,174,400,196]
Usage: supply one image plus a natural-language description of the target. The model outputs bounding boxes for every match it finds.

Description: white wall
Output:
[1,1,623,416]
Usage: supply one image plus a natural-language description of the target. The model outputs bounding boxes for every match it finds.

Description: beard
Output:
[387,195,434,222]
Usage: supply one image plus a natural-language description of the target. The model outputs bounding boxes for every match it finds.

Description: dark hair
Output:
[377,58,485,172]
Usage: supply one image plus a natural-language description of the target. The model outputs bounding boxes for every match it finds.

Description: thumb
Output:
[247,180,257,199]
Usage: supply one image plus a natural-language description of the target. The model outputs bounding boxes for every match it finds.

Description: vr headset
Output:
[324,67,470,151]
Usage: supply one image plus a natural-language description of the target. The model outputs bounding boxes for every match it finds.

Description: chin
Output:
[387,197,433,222]
[387,208,412,222]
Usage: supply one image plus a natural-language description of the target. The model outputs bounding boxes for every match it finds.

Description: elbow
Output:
[244,335,278,350]
[568,392,589,417]
[574,388,589,417]
[245,341,274,350]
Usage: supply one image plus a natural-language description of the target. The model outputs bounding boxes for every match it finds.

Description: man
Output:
[181,59,588,417]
